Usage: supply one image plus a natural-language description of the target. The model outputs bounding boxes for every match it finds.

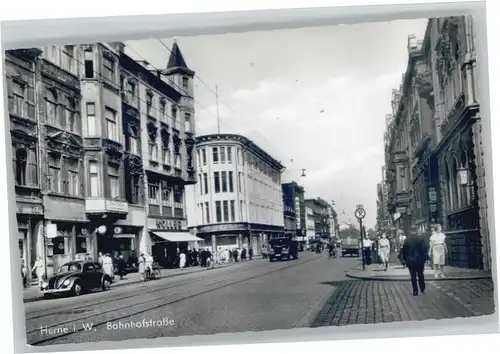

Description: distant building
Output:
[305,207,315,243]
[190,134,285,254]
[281,181,306,241]
[305,198,331,239]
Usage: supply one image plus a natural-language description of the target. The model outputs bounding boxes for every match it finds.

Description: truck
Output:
[341,237,360,257]
[268,238,299,262]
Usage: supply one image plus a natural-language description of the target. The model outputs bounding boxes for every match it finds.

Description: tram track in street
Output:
[28,256,321,346]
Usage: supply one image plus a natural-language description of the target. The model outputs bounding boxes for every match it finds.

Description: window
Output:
[202,149,207,165]
[148,183,159,205]
[86,103,97,136]
[62,45,74,73]
[67,159,80,196]
[10,81,25,117]
[227,147,233,163]
[173,187,183,204]
[89,161,99,197]
[220,147,226,163]
[14,149,27,185]
[146,92,153,116]
[198,174,203,194]
[214,172,221,193]
[205,202,210,224]
[230,200,236,221]
[129,127,139,155]
[174,154,181,168]
[240,201,244,221]
[238,172,243,193]
[162,149,170,165]
[212,147,219,164]
[182,77,189,89]
[84,50,94,78]
[48,154,61,193]
[65,97,76,132]
[105,107,117,141]
[46,89,58,124]
[108,165,120,199]
[162,185,172,207]
[185,113,192,132]
[215,201,222,223]
[203,173,208,194]
[221,171,228,192]
[228,171,234,193]
[127,81,136,99]
[129,174,141,204]
[159,100,167,122]
[103,56,115,83]
[197,150,201,167]
[223,201,229,222]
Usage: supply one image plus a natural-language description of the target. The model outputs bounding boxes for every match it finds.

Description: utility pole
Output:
[215,85,220,134]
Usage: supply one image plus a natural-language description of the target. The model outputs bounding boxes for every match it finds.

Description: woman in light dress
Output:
[102,253,114,281]
[179,252,186,269]
[138,253,146,281]
[429,224,447,278]
[378,233,391,271]
[31,257,45,288]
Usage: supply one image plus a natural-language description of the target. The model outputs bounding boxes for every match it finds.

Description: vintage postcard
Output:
[3,16,495,346]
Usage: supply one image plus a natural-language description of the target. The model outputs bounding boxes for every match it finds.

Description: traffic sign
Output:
[355,207,366,220]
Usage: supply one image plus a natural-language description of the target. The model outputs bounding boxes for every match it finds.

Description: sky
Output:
[125,18,428,228]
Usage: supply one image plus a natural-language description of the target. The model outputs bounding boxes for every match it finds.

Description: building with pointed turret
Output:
[4,41,199,283]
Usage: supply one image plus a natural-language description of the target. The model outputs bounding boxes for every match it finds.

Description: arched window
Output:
[451,158,460,211]
[459,150,472,207]
[446,162,454,212]
[65,97,76,131]
[45,89,58,124]
[15,148,27,185]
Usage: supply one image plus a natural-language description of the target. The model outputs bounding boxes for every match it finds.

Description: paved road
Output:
[25,252,494,347]
[27,252,356,346]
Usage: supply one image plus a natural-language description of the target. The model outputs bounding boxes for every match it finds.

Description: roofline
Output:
[196,133,285,171]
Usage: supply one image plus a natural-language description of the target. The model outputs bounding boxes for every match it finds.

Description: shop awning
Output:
[151,231,204,242]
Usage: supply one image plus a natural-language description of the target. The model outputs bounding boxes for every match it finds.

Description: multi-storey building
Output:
[304,198,331,239]
[305,207,315,243]
[281,181,306,241]
[190,134,285,254]
[282,184,297,238]
[384,16,490,270]
[5,41,197,281]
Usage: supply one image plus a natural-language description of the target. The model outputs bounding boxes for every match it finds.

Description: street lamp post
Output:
[355,205,367,271]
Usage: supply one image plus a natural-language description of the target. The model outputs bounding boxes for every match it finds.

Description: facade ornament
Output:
[435,32,453,88]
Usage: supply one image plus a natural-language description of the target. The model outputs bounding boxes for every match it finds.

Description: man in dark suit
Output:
[402,225,429,296]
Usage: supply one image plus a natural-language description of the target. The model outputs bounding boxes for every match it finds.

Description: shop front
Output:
[148,217,203,268]
[44,195,88,277]
[195,223,249,255]
[113,205,145,266]
[16,201,44,284]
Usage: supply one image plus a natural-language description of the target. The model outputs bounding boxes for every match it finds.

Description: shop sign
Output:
[198,223,246,234]
[17,203,43,215]
[106,200,128,213]
[428,187,437,203]
[46,224,57,239]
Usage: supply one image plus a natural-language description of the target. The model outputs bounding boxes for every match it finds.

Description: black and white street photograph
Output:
[4,15,495,347]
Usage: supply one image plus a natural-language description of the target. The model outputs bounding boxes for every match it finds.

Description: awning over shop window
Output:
[151,232,204,243]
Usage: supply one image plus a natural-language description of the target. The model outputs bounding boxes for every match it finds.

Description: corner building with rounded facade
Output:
[193,134,285,254]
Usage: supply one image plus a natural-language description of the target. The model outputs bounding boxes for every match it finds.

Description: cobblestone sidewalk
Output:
[311,279,495,327]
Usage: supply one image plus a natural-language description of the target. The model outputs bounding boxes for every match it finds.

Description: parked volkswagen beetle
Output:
[41,261,112,298]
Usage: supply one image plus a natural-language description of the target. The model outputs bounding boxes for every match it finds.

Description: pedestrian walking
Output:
[102,253,114,281]
[249,246,253,260]
[402,226,429,296]
[138,253,146,281]
[397,230,407,267]
[145,253,154,278]
[31,257,45,289]
[241,248,247,261]
[362,238,373,265]
[429,224,448,278]
[179,251,186,269]
[378,233,391,271]
[21,260,27,288]
[116,255,126,280]
[233,249,239,262]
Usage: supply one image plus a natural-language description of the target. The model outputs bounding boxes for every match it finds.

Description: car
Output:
[40,261,113,298]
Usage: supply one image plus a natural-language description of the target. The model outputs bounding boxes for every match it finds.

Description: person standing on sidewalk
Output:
[378,233,391,271]
[397,230,407,267]
[429,224,448,278]
[31,257,45,289]
[402,226,429,296]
